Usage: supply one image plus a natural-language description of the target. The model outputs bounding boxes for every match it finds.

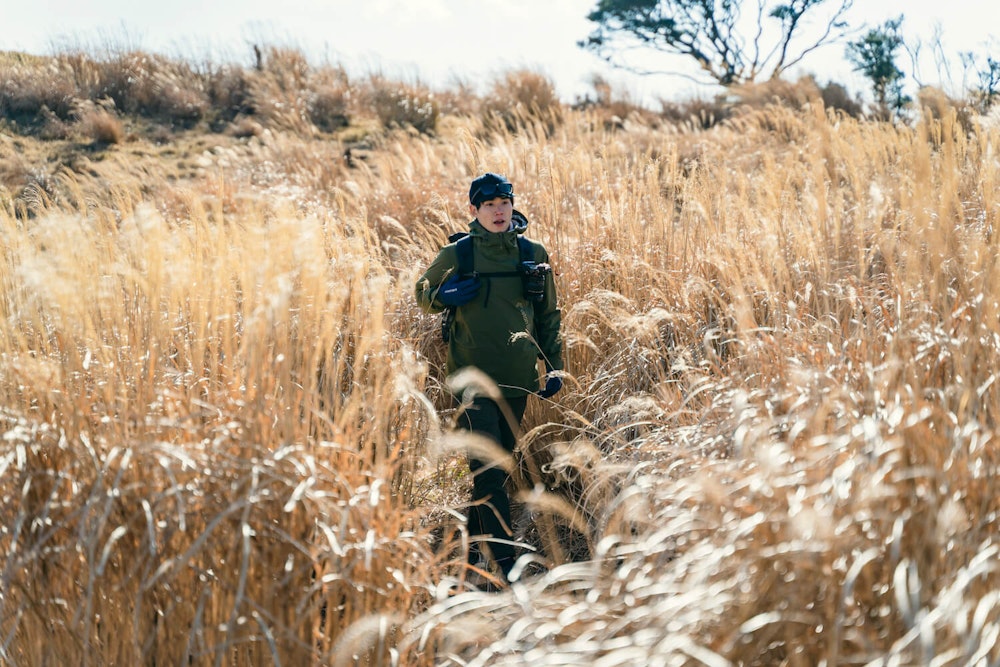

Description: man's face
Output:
[470,197,513,233]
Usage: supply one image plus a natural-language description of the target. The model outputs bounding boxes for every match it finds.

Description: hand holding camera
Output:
[520,261,551,302]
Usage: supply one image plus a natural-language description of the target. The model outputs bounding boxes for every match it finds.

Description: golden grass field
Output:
[2,47,1000,665]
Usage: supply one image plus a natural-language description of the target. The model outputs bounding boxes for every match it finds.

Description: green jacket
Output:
[415,215,563,398]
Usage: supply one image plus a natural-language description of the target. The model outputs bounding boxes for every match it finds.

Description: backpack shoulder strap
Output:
[454,235,474,276]
[440,232,470,344]
[449,232,534,280]
[516,235,534,264]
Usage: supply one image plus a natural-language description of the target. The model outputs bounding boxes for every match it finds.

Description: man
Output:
[415,172,564,585]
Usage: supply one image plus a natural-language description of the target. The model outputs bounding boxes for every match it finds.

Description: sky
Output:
[2,1,998,106]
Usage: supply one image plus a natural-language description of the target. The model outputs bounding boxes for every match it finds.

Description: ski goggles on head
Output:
[471,181,513,204]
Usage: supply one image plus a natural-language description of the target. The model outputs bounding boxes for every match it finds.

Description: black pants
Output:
[456,394,528,579]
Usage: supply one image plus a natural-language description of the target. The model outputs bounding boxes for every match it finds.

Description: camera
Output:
[520,261,551,302]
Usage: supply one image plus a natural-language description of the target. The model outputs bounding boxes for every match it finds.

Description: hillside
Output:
[2,47,1000,666]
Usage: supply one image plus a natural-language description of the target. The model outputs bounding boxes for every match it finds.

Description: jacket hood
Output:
[511,209,529,233]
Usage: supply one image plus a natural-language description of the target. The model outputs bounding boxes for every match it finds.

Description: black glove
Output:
[537,374,562,399]
[437,275,480,307]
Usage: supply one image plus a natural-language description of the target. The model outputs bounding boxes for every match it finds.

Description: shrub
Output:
[55,49,208,125]
[76,104,124,144]
[103,52,206,123]
[308,67,353,132]
[917,86,976,137]
[819,80,864,118]
[146,70,208,124]
[571,73,659,130]
[226,115,264,138]
[368,77,439,134]
[88,51,160,114]
[0,55,78,124]
[729,76,822,110]
[259,46,311,90]
[205,64,254,123]
[38,106,73,140]
[482,69,563,135]
[241,47,317,132]
[659,95,731,130]
[434,77,482,117]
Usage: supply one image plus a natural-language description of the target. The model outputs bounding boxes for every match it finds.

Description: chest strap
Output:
[454,234,533,277]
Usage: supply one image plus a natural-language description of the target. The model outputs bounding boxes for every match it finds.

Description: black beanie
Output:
[469,172,514,207]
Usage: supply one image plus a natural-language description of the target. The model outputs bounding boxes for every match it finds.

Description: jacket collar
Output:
[467,209,530,249]
[469,219,518,251]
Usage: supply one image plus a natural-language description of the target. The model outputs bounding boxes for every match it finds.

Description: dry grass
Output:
[75,103,125,144]
[2,58,1000,666]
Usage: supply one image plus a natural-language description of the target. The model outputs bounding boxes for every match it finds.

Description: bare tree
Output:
[961,47,1000,113]
[580,0,854,86]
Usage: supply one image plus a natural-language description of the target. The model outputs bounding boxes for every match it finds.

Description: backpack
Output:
[440,231,537,342]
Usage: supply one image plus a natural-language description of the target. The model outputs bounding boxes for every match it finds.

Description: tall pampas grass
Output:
[2,85,1000,665]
